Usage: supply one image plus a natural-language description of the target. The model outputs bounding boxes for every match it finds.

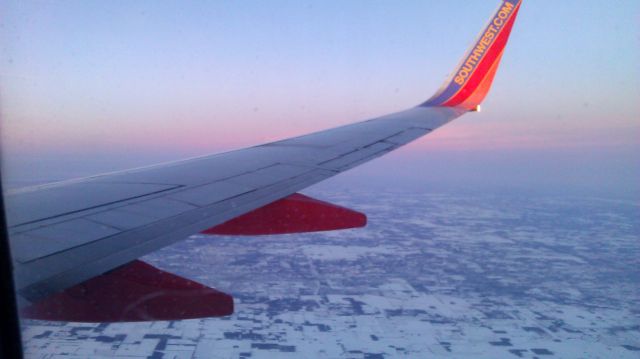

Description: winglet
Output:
[421,0,522,110]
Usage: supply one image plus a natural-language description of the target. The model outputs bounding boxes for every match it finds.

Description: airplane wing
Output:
[5,0,522,322]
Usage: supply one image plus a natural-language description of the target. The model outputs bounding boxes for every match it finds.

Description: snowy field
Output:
[20,190,640,358]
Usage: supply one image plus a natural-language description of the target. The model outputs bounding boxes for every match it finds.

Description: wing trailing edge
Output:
[421,0,522,111]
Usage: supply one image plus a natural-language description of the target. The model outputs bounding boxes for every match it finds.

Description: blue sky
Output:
[1,0,638,197]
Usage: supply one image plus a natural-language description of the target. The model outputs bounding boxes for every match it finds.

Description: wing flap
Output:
[11,219,119,263]
[5,183,181,227]
[166,181,254,207]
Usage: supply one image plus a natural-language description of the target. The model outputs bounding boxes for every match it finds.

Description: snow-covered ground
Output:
[21,190,640,358]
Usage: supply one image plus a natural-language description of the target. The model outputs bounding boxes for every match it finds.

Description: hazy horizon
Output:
[2,0,639,199]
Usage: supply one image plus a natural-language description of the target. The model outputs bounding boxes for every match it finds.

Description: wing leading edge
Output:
[6,0,522,320]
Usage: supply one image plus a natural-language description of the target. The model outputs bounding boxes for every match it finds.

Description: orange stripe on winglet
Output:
[457,49,505,110]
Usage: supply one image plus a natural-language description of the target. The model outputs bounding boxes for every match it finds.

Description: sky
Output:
[1,0,639,197]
